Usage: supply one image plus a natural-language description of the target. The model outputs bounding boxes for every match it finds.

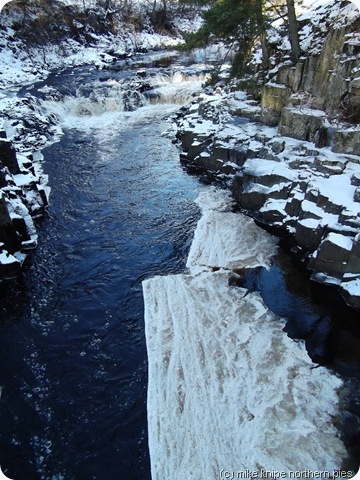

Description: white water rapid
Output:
[38,69,209,131]
[143,187,347,478]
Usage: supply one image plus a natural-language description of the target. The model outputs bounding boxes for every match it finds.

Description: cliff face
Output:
[175,0,360,311]
[261,0,360,150]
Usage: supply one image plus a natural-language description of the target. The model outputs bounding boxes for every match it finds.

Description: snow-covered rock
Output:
[175,88,360,310]
[340,273,360,310]
[0,246,21,279]
[0,133,48,278]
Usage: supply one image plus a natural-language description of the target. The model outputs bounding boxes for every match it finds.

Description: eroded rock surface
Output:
[176,89,360,310]
[0,127,50,279]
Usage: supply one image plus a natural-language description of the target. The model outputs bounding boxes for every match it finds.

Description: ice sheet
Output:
[187,187,278,273]
[186,209,278,273]
[144,271,346,478]
[144,187,346,478]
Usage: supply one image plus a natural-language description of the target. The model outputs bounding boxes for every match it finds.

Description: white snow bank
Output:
[144,187,346,478]
[187,187,277,273]
[144,270,346,478]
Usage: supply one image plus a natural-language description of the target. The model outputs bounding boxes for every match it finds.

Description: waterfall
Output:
[36,68,209,130]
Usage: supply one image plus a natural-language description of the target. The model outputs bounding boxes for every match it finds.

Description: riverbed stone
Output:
[339,209,360,229]
[309,232,354,278]
[278,107,325,142]
[295,218,325,252]
[258,200,288,225]
[0,139,21,174]
[313,155,347,175]
[242,158,295,188]
[351,172,360,186]
[0,194,20,253]
[0,167,8,188]
[212,141,231,163]
[340,275,360,311]
[285,194,303,218]
[194,153,224,171]
[0,249,21,278]
[220,162,238,175]
[236,183,268,210]
[187,139,211,160]
[269,139,286,154]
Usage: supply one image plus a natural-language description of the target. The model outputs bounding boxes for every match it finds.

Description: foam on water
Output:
[38,71,207,131]
[39,84,146,130]
[148,71,209,104]
[143,188,347,478]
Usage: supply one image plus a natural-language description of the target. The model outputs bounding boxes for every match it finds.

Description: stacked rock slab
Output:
[176,89,360,311]
[0,132,49,280]
[176,3,360,310]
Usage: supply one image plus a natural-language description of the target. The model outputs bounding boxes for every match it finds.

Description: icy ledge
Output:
[143,187,346,478]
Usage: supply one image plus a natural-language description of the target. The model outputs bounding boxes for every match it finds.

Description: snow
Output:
[309,174,359,214]
[297,0,359,51]
[326,232,354,251]
[266,81,289,89]
[186,206,278,274]
[243,158,297,182]
[13,172,37,187]
[285,106,327,118]
[7,196,37,240]
[144,188,347,479]
[0,250,18,264]
[341,276,360,295]
[298,217,321,229]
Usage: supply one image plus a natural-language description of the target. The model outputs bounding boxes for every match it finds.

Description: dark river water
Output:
[0,66,201,479]
[0,59,359,479]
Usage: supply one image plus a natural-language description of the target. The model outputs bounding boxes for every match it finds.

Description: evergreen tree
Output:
[182,0,301,78]
[182,0,269,76]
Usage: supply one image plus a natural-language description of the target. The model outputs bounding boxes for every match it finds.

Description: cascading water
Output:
[145,71,210,104]
[37,68,211,126]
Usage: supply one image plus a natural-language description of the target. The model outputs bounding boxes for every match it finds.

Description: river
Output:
[0,55,359,479]
[0,59,204,480]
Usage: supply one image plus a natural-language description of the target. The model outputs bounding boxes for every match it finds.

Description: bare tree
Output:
[286,0,300,62]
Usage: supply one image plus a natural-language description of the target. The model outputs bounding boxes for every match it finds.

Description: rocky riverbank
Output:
[176,90,360,310]
[176,88,360,311]
[0,130,50,279]
[175,0,360,311]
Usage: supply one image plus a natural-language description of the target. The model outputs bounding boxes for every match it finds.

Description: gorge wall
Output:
[176,0,360,311]
[0,130,49,279]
